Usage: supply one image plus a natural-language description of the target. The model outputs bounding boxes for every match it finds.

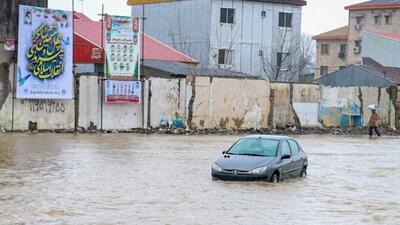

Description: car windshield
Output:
[227,138,279,157]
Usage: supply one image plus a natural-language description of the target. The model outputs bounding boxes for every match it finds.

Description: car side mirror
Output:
[281,154,291,160]
[222,150,227,154]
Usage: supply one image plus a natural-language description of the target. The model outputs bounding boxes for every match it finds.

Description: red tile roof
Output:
[345,0,400,10]
[312,26,349,41]
[73,12,198,64]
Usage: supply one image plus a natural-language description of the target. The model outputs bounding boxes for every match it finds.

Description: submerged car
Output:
[211,135,307,183]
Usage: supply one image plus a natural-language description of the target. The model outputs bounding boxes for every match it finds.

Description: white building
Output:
[362,31,400,67]
[130,0,306,81]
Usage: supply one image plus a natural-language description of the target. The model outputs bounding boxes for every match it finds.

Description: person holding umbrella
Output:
[368,104,381,137]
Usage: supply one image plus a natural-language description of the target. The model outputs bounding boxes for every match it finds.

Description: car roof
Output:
[243,135,292,141]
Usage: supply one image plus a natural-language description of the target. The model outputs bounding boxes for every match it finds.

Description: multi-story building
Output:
[312,26,348,78]
[346,0,400,64]
[129,0,307,81]
[313,0,400,77]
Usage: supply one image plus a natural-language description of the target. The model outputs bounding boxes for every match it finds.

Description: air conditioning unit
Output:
[354,47,361,54]
[355,24,362,30]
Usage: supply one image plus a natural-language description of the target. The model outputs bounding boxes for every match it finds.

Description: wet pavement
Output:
[0,133,399,225]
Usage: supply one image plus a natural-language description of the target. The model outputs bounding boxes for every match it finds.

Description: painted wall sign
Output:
[104,15,140,79]
[105,80,141,103]
[17,5,73,99]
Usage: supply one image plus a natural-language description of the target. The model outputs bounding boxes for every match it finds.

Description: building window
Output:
[320,66,328,76]
[354,40,362,54]
[218,49,234,65]
[355,16,364,25]
[384,14,392,25]
[321,44,329,55]
[277,52,289,68]
[340,44,347,53]
[338,43,346,59]
[355,40,362,48]
[278,12,292,28]
[220,8,235,24]
[374,15,381,25]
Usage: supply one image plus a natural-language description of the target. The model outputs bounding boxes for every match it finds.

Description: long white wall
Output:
[3,69,396,131]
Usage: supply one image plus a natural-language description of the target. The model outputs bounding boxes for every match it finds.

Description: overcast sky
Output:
[48,0,363,36]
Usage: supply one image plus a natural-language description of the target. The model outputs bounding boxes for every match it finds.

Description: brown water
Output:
[0,134,399,225]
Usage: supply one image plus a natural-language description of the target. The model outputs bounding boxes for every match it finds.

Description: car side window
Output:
[280,141,291,156]
[288,140,300,155]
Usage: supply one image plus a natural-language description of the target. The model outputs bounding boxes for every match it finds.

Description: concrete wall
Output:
[4,72,395,131]
[145,77,187,128]
[320,86,394,127]
[191,77,271,129]
[140,77,318,130]
[270,83,320,128]
[78,75,142,130]
[0,63,74,130]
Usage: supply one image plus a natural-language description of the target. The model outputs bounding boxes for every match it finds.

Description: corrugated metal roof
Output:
[144,59,261,78]
[362,57,400,84]
[314,65,391,87]
[314,58,400,87]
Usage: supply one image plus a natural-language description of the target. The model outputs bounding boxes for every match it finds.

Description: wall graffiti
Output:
[23,99,66,113]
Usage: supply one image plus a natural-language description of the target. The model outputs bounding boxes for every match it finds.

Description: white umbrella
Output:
[367,104,379,110]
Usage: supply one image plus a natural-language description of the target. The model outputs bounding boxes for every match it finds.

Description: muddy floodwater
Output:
[0,134,399,224]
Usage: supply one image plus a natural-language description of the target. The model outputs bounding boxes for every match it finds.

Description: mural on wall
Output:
[17,5,73,99]
[104,16,140,79]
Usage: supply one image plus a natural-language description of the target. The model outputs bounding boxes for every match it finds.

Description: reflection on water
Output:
[0,134,399,224]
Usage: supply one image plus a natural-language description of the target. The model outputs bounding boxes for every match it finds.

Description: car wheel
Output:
[270,172,279,183]
[300,167,307,177]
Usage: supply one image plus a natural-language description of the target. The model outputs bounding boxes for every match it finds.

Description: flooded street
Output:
[0,134,399,225]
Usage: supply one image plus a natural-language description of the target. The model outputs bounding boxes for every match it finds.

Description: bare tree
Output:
[299,33,315,76]
[262,28,304,81]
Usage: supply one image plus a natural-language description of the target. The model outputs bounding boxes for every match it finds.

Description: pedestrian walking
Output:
[368,106,381,137]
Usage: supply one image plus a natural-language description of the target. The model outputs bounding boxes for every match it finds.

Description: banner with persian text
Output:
[104,15,140,79]
[105,80,141,103]
[17,5,73,99]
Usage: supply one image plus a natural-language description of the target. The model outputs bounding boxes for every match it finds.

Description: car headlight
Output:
[249,166,268,174]
[212,163,223,172]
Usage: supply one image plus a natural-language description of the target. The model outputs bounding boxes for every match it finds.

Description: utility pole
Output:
[98,4,105,132]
